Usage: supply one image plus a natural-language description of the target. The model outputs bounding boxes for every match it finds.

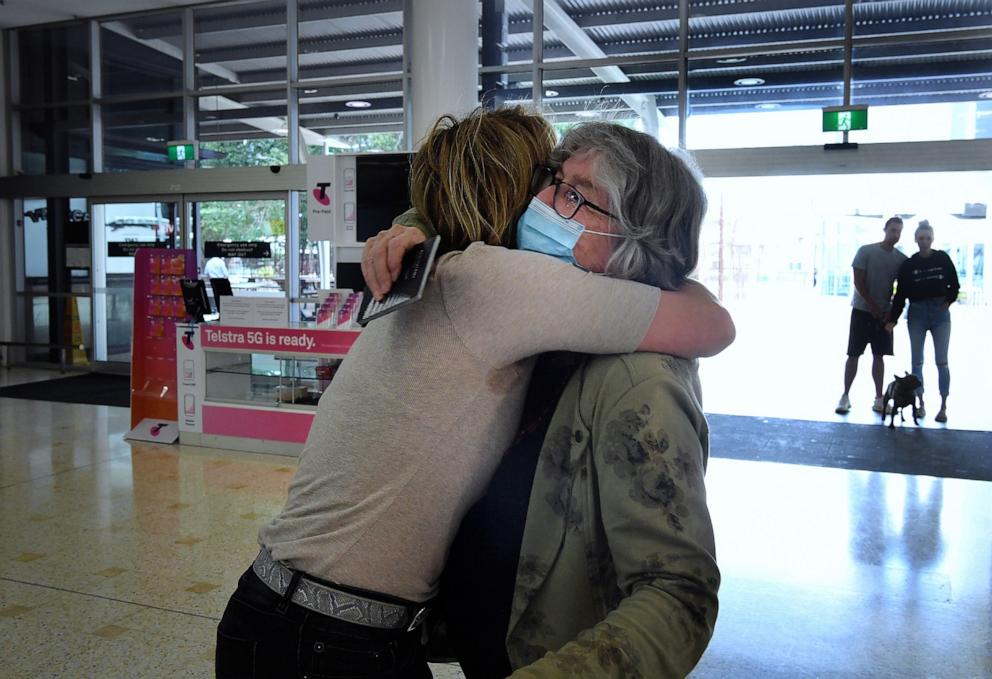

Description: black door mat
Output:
[708,413,992,482]
[0,373,130,408]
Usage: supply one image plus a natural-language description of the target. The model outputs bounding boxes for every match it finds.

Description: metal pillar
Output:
[481,0,509,108]
[677,0,689,149]
[532,1,544,109]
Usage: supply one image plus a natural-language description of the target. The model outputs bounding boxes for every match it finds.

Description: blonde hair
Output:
[410,106,555,249]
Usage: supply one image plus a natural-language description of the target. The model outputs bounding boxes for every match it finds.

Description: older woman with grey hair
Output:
[366,120,725,679]
[536,121,706,289]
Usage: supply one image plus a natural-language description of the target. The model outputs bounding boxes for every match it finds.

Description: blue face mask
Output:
[516,197,625,266]
[516,197,585,265]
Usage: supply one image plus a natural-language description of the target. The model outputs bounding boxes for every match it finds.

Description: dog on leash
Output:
[882,373,922,429]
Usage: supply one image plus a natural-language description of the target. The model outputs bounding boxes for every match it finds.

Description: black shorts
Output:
[847,308,893,357]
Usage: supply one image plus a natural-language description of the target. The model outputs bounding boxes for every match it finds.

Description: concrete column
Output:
[407,0,479,148]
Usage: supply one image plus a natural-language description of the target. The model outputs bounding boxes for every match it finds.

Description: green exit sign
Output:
[822,106,868,132]
[167,140,198,161]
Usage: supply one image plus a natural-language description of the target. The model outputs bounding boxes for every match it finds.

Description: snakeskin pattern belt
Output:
[252,549,429,631]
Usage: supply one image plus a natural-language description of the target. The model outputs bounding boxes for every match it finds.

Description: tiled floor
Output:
[1,366,990,678]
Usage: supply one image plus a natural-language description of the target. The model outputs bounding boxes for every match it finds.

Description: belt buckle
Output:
[406,606,429,632]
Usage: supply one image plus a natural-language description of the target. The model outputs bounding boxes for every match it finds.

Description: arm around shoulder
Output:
[637,280,735,359]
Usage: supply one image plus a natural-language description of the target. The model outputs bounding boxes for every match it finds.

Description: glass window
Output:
[690,1,845,51]
[22,199,49,278]
[198,92,290,167]
[299,89,404,153]
[684,0,845,149]
[298,0,402,81]
[101,13,183,97]
[697,171,991,304]
[687,48,845,149]
[196,1,287,89]
[194,198,287,295]
[536,62,680,147]
[20,106,91,175]
[852,36,992,142]
[18,24,90,104]
[695,170,990,423]
[854,0,992,38]
[93,201,180,362]
[478,1,517,106]
[102,99,184,172]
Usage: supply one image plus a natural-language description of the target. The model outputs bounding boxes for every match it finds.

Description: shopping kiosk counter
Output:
[176,322,359,455]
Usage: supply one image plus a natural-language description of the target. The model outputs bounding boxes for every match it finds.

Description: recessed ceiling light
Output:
[545,89,559,97]
[755,103,780,109]
[345,100,372,108]
[303,89,318,94]
[979,91,992,99]
[734,77,765,87]
[146,136,165,142]
[575,111,598,118]
[717,57,747,64]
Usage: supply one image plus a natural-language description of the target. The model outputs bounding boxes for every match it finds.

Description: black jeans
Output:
[216,567,432,679]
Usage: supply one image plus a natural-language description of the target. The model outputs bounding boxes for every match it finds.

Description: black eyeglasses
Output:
[529,165,617,221]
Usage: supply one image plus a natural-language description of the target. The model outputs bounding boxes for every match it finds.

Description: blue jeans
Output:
[216,568,432,679]
[907,299,951,397]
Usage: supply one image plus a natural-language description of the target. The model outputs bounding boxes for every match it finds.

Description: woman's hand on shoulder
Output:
[361,224,427,300]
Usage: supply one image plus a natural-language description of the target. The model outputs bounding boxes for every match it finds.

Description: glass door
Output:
[91,200,180,362]
[186,195,288,308]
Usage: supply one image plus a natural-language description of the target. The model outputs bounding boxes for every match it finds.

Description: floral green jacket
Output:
[507,353,720,679]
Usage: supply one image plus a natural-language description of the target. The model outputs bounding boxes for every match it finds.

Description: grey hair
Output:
[915,219,933,238]
[550,122,706,289]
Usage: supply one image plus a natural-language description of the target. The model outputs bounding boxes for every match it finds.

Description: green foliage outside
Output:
[199,199,285,243]
[199,137,289,168]
[305,131,403,156]
[197,134,401,245]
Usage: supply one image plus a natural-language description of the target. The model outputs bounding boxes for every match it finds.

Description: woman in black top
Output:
[885,220,959,422]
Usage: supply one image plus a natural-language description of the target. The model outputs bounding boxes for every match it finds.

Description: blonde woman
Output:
[886,220,960,422]
[216,108,733,679]
[368,121,730,678]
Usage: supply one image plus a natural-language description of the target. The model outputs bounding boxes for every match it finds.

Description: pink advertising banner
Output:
[200,325,359,355]
[203,404,314,444]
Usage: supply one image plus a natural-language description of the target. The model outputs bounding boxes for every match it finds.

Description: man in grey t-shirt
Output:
[836,217,907,414]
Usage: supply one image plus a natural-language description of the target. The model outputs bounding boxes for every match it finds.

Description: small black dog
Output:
[882,373,922,429]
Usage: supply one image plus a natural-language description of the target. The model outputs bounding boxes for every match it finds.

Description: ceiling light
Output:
[303,89,318,94]
[734,77,765,87]
[545,89,559,97]
[272,127,288,134]
[146,136,165,142]
[979,91,992,99]
[345,100,372,108]
[717,57,747,64]
[575,111,598,118]
[755,103,780,110]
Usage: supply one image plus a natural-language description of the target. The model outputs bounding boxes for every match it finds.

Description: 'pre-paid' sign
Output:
[306,154,336,241]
